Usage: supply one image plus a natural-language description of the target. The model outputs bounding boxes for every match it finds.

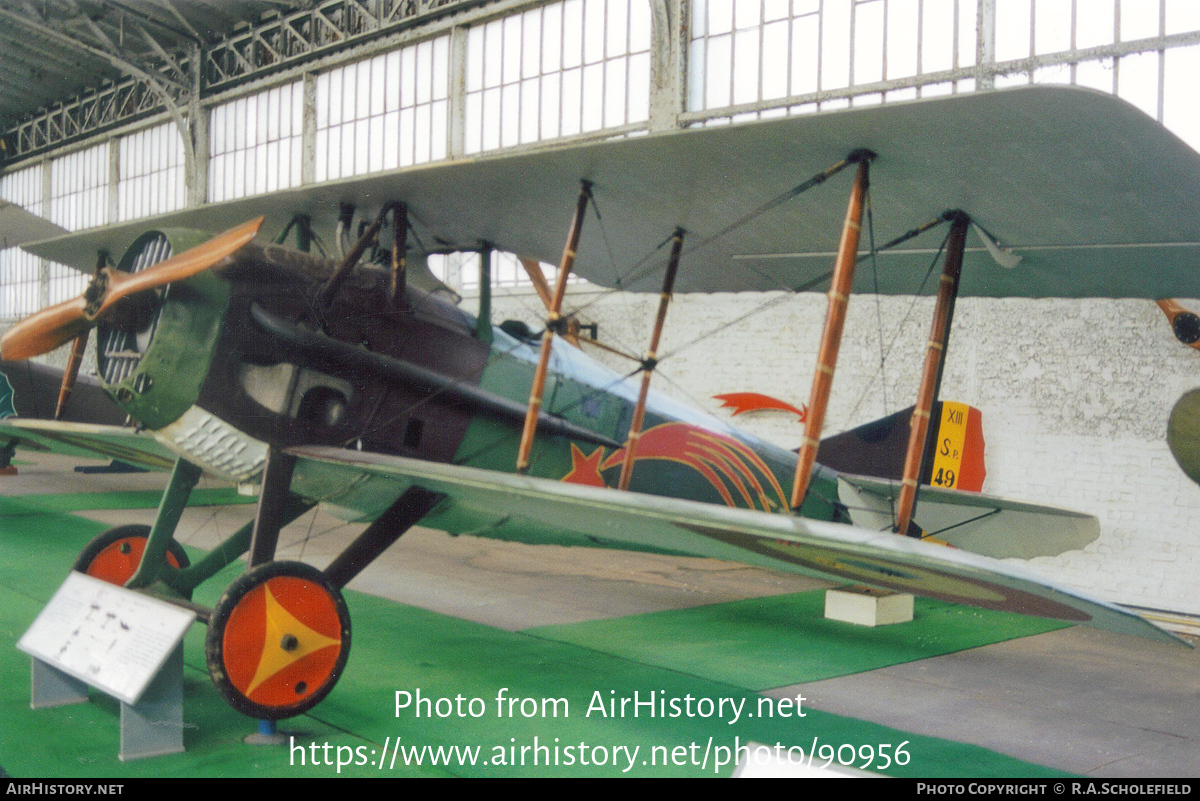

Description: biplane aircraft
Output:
[0,85,1195,721]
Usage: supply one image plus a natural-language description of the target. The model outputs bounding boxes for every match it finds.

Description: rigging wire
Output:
[346,197,951,458]
[867,191,889,417]
[656,213,952,368]
[653,367,730,421]
[345,335,529,446]
[566,231,676,319]
[449,363,645,469]
[174,504,224,550]
[655,271,831,363]
[564,156,859,319]
[844,228,952,423]
[278,517,359,556]
[587,185,620,285]
[295,504,319,561]
[866,195,895,531]
[344,306,640,469]
[341,170,953,471]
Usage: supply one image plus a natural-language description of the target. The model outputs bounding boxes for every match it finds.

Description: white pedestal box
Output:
[824,587,914,627]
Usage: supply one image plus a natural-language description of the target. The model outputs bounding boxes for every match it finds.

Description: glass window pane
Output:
[523,7,543,79]
[1121,0,1161,41]
[996,0,1033,61]
[1076,0,1115,48]
[607,0,629,57]
[855,0,885,84]
[605,57,627,125]
[1035,0,1072,55]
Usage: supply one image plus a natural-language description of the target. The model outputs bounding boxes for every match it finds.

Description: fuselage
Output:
[95,231,841,540]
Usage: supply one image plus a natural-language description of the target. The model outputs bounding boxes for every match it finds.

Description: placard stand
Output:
[30,658,87,708]
[119,645,184,760]
[20,572,194,761]
[30,646,185,761]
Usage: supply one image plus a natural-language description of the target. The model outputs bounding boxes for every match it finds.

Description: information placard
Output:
[18,572,196,706]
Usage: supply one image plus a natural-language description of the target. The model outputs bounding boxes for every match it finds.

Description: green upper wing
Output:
[22,86,1200,299]
[288,446,1185,647]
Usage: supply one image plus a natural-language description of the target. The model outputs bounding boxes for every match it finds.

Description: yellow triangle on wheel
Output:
[245,582,340,697]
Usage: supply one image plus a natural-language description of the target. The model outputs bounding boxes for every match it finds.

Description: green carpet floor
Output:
[528,592,1068,689]
[0,494,1072,778]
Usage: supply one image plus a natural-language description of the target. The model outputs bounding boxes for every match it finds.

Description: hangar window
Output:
[428,249,589,293]
[688,0,976,119]
[209,81,305,202]
[684,0,1200,149]
[0,165,43,321]
[49,142,109,232]
[46,262,89,308]
[314,36,451,182]
[463,0,652,153]
[119,122,186,221]
[46,143,109,308]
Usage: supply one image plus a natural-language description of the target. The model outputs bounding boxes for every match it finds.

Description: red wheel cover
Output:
[86,537,182,586]
[221,575,344,709]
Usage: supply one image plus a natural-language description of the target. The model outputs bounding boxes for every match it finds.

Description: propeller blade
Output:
[0,216,263,361]
[97,216,264,317]
[0,296,90,360]
[54,330,89,420]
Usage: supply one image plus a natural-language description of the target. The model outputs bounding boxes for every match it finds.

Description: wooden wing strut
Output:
[618,228,685,491]
[790,155,871,511]
[894,212,970,536]
[516,181,592,474]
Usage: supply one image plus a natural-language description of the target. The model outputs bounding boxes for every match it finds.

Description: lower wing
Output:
[0,419,176,469]
[289,446,1184,647]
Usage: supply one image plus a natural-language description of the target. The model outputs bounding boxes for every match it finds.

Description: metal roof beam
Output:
[152,0,203,42]
[104,0,203,45]
[0,4,196,183]
[0,7,189,94]
[131,19,191,87]
[2,34,92,74]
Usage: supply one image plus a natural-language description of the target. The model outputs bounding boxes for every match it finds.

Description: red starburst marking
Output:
[598,423,788,510]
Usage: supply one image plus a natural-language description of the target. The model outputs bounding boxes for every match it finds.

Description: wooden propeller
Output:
[54,251,108,420]
[0,217,263,361]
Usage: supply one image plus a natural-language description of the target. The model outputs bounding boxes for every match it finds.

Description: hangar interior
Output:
[1,0,1199,779]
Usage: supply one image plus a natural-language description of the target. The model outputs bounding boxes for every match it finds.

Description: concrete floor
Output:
[3,450,1198,777]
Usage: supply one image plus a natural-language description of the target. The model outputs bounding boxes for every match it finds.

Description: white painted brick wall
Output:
[479,288,1200,616]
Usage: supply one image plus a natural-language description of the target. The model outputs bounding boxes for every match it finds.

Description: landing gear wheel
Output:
[206,561,351,720]
[73,524,190,586]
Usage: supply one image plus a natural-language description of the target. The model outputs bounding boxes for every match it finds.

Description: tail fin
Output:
[818,401,986,491]
[823,405,1097,560]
